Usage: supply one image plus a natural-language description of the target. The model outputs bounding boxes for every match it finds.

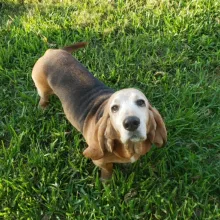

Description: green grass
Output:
[0,0,219,219]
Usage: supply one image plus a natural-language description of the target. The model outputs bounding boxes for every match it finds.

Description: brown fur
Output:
[32,42,167,181]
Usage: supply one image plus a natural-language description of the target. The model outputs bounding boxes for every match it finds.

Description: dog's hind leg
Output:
[32,59,53,109]
[37,87,52,109]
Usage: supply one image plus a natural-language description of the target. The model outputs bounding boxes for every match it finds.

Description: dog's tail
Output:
[62,42,88,53]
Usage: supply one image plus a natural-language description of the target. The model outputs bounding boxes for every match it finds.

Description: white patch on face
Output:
[109,88,149,144]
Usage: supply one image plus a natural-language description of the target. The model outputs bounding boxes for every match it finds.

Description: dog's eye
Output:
[136,99,145,107]
[111,105,119,113]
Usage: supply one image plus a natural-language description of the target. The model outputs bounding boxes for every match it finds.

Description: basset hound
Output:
[32,42,167,181]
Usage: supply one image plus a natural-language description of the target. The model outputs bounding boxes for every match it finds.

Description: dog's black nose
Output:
[123,116,140,131]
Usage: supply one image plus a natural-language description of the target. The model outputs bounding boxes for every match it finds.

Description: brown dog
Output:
[32,42,167,181]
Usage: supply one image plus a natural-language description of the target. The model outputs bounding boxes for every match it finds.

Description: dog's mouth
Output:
[130,135,146,143]
[119,128,147,144]
[126,131,146,143]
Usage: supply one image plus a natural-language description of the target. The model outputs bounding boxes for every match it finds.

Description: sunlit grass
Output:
[0,0,219,219]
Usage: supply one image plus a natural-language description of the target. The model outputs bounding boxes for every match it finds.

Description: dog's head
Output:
[83,88,167,160]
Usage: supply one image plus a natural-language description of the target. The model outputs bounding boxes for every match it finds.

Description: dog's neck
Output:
[112,139,140,159]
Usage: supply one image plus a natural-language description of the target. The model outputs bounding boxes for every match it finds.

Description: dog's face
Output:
[108,88,149,144]
[83,88,167,160]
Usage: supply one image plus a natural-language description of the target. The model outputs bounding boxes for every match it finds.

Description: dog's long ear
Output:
[104,118,119,153]
[83,102,117,160]
[83,111,109,160]
[147,105,167,147]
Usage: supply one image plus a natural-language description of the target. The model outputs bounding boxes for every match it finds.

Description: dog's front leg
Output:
[93,160,113,181]
[100,163,113,181]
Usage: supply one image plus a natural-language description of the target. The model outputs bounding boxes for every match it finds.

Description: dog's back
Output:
[32,43,114,131]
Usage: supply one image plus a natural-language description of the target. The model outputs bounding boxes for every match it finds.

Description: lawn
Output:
[0,0,219,219]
